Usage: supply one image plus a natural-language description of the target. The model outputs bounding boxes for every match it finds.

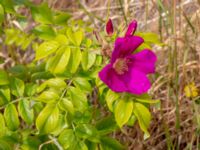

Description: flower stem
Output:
[118,0,127,25]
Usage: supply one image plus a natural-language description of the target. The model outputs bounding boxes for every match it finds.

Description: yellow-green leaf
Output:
[67,48,82,73]
[81,51,96,71]
[46,78,66,89]
[0,86,10,105]
[58,129,75,149]
[67,29,83,46]
[0,113,6,137]
[105,90,120,112]
[73,77,92,92]
[59,98,74,114]
[68,87,88,112]
[36,90,59,103]
[4,103,19,131]
[10,78,24,97]
[35,41,59,60]
[55,34,68,44]
[18,99,34,125]
[0,70,9,85]
[36,104,60,134]
[135,98,160,104]
[133,102,151,137]
[114,99,133,127]
[46,47,71,74]
[0,4,4,24]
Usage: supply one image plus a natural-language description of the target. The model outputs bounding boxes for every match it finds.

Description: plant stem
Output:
[118,0,127,25]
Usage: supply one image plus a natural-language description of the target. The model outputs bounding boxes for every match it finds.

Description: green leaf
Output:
[36,104,60,134]
[127,114,137,126]
[100,137,124,150]
[31,71,54,81]
[36,90,59,103]
[51,114,68,136]
[81,51,96,71]
[0,0,15,13]
[67,48,82,73]
[18,99,34,124]
[31,3,53,24]
[55,34,68,44]
[105,90,120,112]
[0,113,7,137]
[67,29,83,46]
[73,110,92,124]
[8,65,27,79]
[54,12,71,25]
[135,32,162,46]
[5,28,19,45]
[135,98,160,104]
[37,78,66,93]
[36,82,47,94]
[20,135,41,150]
[0,139,12,150]
[46,78,66,89]
[69,140,88,150]
[96,115,118,135]
[58,129,76,149]
[85,141,97,150]
[85,38,92,47]
[0,4,4,24]
[114,99,133,127]
[134,43,151,53]
[35,41,59,60]
[21,34,35,50]
[25,83,37,97]
[10,78,24,97]
[46,47,71,74]
[59,98,74,114]
[0,70,9,85]
[68,87,88,112]
[73,77,92,92]
[0,86,10,105]
[33,102,43,115]
[133,102,151,137]
[33,25,56,40]
[4,103,19,131]
[75,124,100,143]
[95,55,103,66]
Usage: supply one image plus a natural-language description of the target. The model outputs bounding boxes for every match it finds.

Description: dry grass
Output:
[63,0,200,149]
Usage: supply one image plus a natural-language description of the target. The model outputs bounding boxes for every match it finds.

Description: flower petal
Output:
[106,19,114,36]
[129,49,157,74]
[121,69,151,95]
[125,20,137,37]
[111,36,144,63]
[99,64,127,92]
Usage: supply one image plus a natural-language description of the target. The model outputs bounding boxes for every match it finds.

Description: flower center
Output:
[113,58,129,75]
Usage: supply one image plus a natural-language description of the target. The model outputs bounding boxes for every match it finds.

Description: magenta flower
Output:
[99,20,157,95]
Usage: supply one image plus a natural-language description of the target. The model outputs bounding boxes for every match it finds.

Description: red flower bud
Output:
[106,19,114,36]
[125,20,137,36]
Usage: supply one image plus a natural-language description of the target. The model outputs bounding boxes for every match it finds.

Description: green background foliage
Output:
[0,0,160,149]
